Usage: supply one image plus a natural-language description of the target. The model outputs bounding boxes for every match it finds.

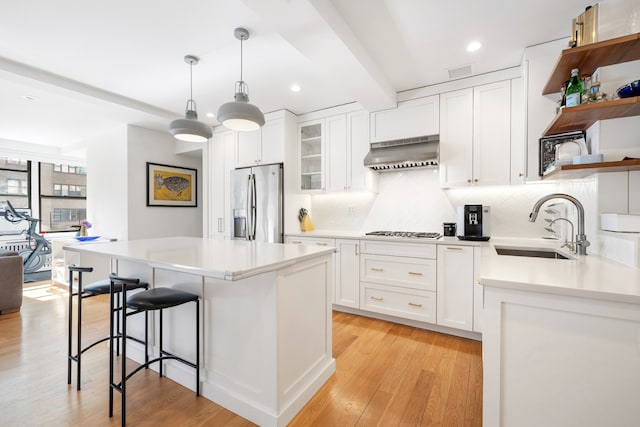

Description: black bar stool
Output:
[67,265,148,390]
[108,273,200,426]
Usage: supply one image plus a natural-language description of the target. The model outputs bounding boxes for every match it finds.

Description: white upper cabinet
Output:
[473,80,512,186]
[298,119,325,191]
[235,112,286,167]
[326,110,378,192]
[299,107,377,193]
[440,80,512,187]
[510,78,526,185]
[347,110,377,192]
[326,114,347,192]
[370,95,439,142]
[235,129,260,167]
[439,88,474,187]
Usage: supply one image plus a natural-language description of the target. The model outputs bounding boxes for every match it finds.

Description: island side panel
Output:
[483,286,640,427]
[202,271,280,426]
[276,253,335,423]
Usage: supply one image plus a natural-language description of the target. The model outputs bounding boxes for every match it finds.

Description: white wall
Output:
[85,125,202,240]
[126,125,202,240]
[86,126,129,240]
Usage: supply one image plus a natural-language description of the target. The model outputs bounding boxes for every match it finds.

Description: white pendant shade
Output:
[218,27,264,132]
[217,91,265,131]
[169,55,212,142]
[169,116,212,142]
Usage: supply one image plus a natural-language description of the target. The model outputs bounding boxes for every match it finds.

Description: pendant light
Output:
[217,27,265,132]
[169,55,212,142]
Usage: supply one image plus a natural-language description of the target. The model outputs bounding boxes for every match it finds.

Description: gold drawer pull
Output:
[408,302,423,308]
[371,267,384,272]
[447,247,463,250]
[316,242,328,246]
[370,296,384,301]
[408,271,423,276]
[290,240,302,244]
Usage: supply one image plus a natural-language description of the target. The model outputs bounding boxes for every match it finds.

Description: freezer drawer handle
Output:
[370,296,384,301]
[408,271,423,276]
[371,267,384,272]
[408,302,423,308]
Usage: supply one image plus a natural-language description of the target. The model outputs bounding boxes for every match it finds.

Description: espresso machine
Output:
[456,204,491,241]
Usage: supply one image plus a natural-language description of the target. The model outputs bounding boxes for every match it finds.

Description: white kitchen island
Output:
[480,238,640,427]
[64,236,336,427]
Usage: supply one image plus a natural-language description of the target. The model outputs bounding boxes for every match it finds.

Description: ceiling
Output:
[0,0,593,155]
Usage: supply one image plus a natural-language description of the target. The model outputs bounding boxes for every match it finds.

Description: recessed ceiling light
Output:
[22,95,38,101]
[290,84,301,92]
[467,41,482,52]
[206,112,215,118]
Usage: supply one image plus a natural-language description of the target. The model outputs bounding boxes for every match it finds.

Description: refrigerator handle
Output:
[245,175,252,240]
[250,173,257,240]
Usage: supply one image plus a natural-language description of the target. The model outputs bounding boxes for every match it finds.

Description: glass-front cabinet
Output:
[299,120,324,191]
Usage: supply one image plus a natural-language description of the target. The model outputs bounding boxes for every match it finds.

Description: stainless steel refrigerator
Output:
[231,163,283,243]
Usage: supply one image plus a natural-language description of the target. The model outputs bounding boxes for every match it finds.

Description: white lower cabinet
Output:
[286,236,480,336]
[436,244,475,331]
[334,239,360,308]
[208,129,235,237]
[285,236,335,247]
[359,241,437,323]
[360,283,436,323]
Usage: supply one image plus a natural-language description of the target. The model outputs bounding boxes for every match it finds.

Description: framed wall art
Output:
[146,162,197,207]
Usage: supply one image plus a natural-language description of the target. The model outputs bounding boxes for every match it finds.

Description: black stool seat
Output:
[84,279,149,296]
[126,288,198,311]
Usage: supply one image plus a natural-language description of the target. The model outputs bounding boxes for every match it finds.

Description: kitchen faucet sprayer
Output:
[529,193,589,255]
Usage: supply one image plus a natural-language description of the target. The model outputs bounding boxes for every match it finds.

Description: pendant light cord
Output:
[240,37,244,83]
[189,60,194,100]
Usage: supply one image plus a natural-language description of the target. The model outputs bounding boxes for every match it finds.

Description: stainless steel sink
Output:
[494,246,571,260]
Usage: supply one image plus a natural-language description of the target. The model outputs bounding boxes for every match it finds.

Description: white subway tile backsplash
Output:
[310,170,599,245]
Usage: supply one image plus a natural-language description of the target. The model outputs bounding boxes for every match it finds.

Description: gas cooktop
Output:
[365,231,442,239]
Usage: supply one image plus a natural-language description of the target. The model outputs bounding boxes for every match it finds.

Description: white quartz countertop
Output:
[286,230,481,246]
[63,236,335,281]
[480,238,640,304]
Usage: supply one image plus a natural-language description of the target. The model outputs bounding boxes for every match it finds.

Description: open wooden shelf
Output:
[542,96,640,136]
[542,32,640,95]
[542,158,640,180]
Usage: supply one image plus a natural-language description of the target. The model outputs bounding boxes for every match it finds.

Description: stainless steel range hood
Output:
[363,134,439,171]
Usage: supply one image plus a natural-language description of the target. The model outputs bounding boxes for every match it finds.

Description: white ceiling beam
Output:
[0,56,177,120]
[240,0,397,112]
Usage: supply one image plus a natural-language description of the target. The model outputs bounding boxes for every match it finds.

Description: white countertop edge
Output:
[64,241,335,281]
[479,237,640,304]
[480,277,640,305]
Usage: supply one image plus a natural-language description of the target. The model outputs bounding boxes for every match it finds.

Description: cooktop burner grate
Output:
[365,231,441,239]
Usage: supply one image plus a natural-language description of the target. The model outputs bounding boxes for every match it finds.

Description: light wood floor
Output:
[0,282,482,426]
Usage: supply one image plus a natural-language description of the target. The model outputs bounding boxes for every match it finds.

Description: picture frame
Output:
[146,162,197,207]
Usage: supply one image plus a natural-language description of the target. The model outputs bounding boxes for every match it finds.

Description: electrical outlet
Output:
[347,206,356,215]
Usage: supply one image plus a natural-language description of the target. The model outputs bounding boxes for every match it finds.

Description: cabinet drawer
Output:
[360,240,436,259]
[285,236,335,247]
[360,254,436,291]
[360,282,436,323]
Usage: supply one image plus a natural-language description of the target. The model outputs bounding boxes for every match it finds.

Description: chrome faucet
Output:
[550,217,575,252]
[529,193,589,255]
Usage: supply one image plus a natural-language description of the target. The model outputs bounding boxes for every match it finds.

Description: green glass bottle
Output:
[565,68,583,107]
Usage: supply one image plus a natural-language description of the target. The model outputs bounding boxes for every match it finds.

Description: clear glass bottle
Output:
[565,68,583,107]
